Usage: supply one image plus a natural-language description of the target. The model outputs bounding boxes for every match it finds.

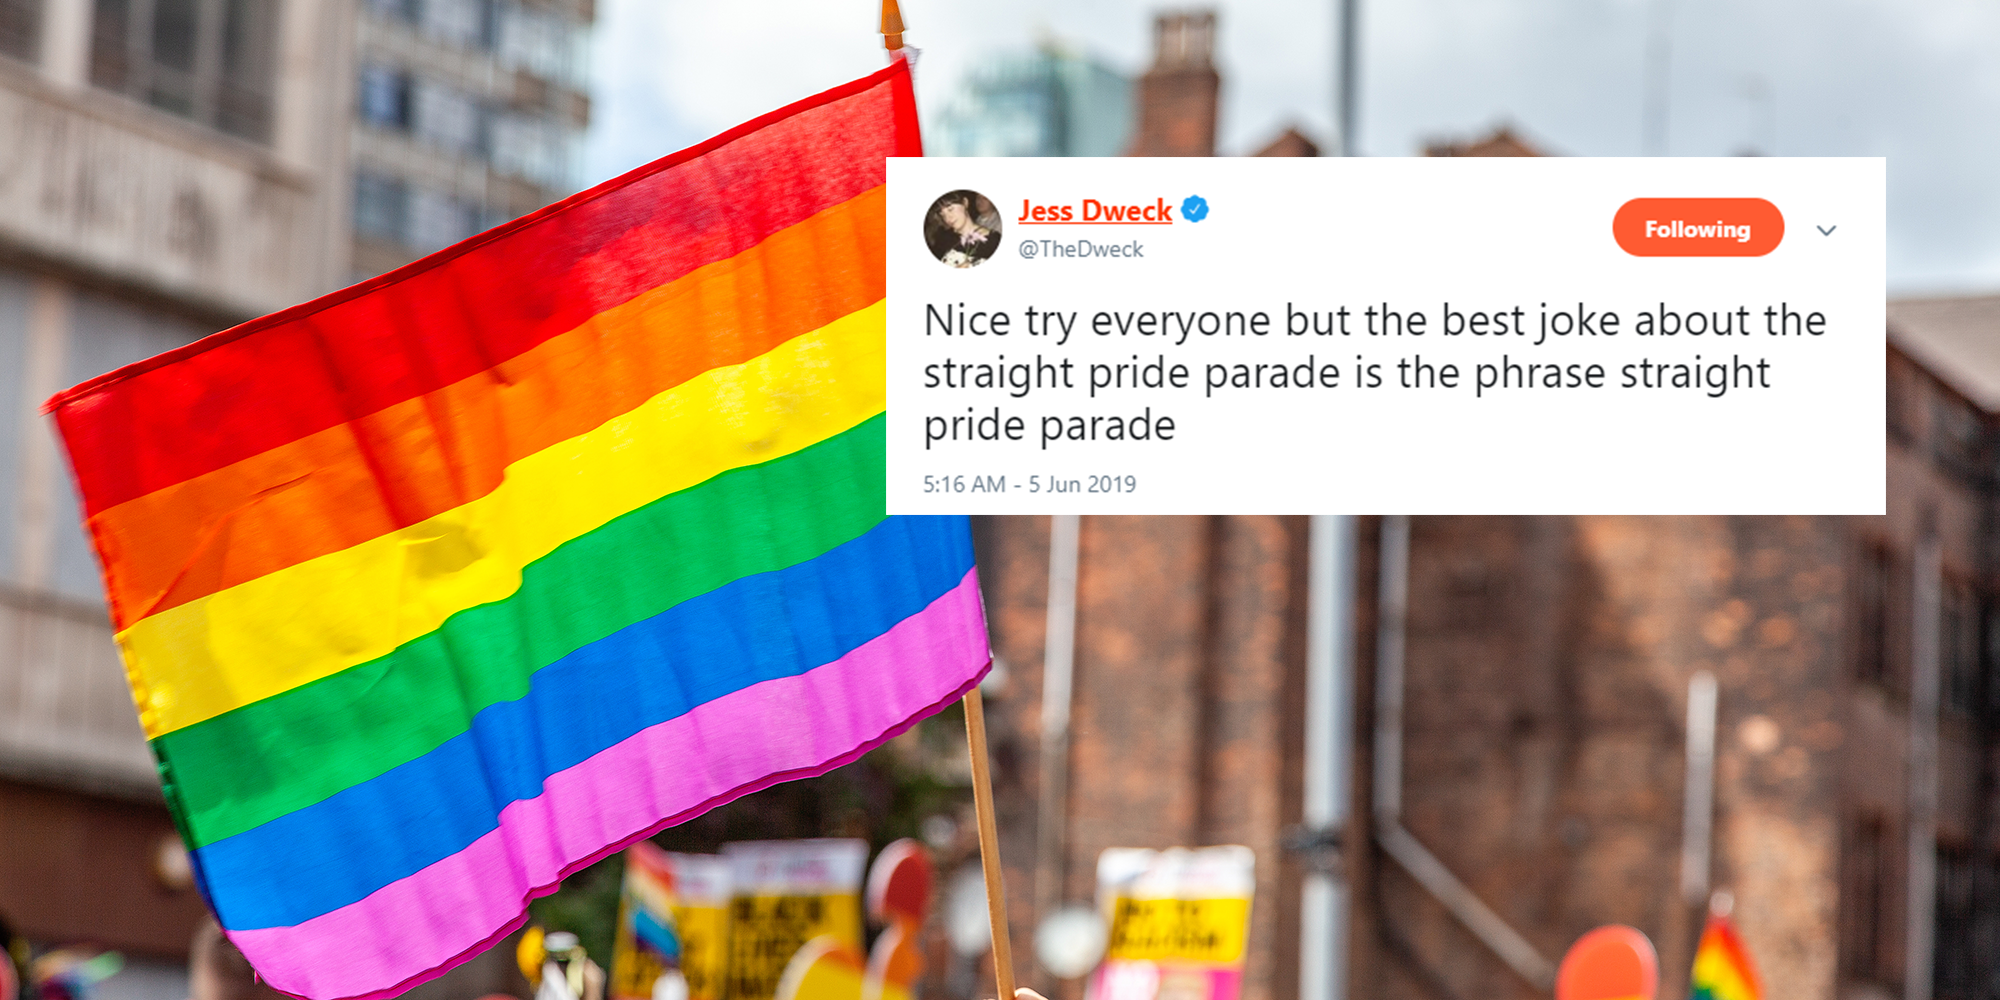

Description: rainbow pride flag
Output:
[1689,915,1760,1000]
[47,61,987,1000]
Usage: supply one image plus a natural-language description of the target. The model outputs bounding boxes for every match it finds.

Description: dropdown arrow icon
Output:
[1817,225,1836,236]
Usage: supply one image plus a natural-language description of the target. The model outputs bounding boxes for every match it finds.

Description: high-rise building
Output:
[0,0,353,992]
[927,40,1131,159]
[0,1,588,993]
[347,0,593,280]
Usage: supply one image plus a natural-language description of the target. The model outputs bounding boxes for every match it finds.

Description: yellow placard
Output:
[724,894,862,1000]
[1104,897,1251,965]
[675,904,730,1000]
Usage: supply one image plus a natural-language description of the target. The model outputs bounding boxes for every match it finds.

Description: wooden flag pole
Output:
[882,7,1007,997]
[963,688,1019,1000]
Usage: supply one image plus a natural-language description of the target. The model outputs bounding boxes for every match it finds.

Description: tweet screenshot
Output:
[887,157,1884,514]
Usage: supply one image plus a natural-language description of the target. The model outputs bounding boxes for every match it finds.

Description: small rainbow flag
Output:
[1689,915,1761,1000]
[47,60,987,1000]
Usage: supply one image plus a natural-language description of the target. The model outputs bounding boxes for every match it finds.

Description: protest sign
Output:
[669,853,734,1000]
[1092,846,1255,1000]
[722,840,867,1000]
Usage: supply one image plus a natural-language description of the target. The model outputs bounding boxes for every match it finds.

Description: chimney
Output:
[1126,11,1219,156]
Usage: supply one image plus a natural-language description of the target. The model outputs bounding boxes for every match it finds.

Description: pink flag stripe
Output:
[228,569,988,1000]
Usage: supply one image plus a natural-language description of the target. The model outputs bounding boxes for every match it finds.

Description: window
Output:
[364,0,415,21]
[1931,394,1990,483]
[149,0,199,115]
[368,0,498,51]
[412,79,483,154]
[407,186,476,252]
[1942,577,1980,714]
[489,112,573,188]
[1841,814,1891,983]
[1857,542,1894,687]
[355,173,494,254]
[1888,356,1920,444]
[0,270,30,580]
[91,0,278,143]
[421,0,489,50]
[1931,844,1998,1000]
[216,0,278,139]
[365,71,495,160]
[358,65,413,129]
[0,0,39,62]
[1986,600,2000,713]
[495,1,578,85]
[353,173,408,244]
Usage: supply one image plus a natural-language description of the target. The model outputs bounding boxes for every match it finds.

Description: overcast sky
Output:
[583,0,2000,295]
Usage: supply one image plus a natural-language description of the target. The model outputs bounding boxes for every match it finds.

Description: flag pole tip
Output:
[881,0,906,50]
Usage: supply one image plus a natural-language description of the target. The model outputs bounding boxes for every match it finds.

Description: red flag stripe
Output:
[50,60,920,516]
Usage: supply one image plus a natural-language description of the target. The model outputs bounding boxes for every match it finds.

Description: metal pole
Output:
[1032,515,1080,982]
[1301,516,1357,1000]
[1335,0,1359,156]
[1641,0,1675,154]
[1680,671,1718,905]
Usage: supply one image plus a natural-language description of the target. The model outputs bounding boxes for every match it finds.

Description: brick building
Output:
[968,310,2000,1000]
[960,13,2000,1000]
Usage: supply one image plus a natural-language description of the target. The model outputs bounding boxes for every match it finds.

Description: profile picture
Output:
[924,190,1002,268]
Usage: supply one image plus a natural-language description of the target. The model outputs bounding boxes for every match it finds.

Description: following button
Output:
[1612,197,1784,257]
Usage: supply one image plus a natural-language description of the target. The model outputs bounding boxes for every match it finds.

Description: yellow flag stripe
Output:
[120,303,886,738]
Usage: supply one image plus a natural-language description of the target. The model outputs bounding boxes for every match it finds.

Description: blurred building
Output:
[1422,125,1547,158]
[1253,127,1318,158]
[0,0,584,993]
[965,15,2000,999]
[927,39,1131,159]
[1332,333,1988,1000]
[347,0,592,279]
[973,301,2000,1000]
[931,11,1319,165]
[1873,296,2000,1000]
[0,0,353,991]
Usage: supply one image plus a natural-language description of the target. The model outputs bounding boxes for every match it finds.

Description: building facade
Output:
[0,0,587,993]
[969,318,2000,1000]
[928,40,1132,159]
[959,15,2000,998]
[0,0,354,988]
[347,0,591,280]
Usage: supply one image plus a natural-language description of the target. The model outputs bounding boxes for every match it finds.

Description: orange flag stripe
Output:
[88,188,884,631]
